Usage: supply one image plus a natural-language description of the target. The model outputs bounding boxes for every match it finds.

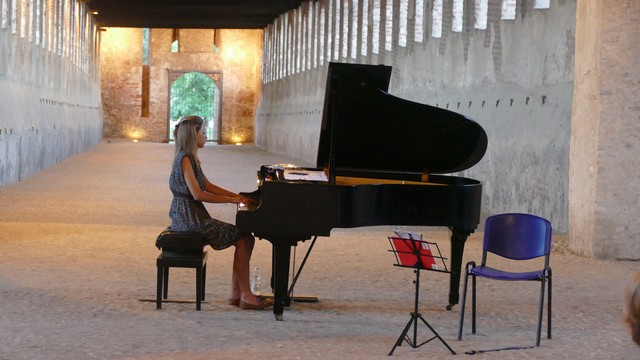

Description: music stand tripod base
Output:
[388,309,456,356]
[388,268,456,355]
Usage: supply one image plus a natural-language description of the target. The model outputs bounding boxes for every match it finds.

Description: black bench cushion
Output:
[155,229,205,253]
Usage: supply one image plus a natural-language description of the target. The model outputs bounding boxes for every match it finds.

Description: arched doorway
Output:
[168,70,222,143]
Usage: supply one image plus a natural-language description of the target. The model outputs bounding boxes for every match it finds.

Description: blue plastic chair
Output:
[457,213,552,346]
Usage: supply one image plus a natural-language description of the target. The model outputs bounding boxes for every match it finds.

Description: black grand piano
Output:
[237,62,487,320]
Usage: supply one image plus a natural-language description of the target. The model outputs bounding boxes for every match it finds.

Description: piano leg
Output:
[271,242,292,320]
[447,228,471,310]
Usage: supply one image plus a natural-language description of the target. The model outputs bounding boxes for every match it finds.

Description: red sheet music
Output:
[390,237,439,270]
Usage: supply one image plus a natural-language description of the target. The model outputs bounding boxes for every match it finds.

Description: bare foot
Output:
[240,293,264,306]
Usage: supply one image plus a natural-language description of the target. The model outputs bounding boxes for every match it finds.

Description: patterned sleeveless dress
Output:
[169,150,241,250]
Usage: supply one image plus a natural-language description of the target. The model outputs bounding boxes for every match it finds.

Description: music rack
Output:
[388,235,449,273]
[387,233,456,356]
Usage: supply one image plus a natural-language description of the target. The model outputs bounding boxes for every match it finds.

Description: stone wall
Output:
[0,0,102,188]
[100,28,262,144]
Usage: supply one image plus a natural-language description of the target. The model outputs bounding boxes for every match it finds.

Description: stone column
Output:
[570,0,640,259]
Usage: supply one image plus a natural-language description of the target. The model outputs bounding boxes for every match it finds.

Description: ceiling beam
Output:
[85,0,308,29]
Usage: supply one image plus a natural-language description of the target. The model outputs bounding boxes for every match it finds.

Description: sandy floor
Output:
[0,140,638,359]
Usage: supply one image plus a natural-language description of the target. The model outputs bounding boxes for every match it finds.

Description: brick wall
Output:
[100,28,262,144]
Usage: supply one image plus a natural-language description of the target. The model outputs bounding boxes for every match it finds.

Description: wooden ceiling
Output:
[85,0,309,29]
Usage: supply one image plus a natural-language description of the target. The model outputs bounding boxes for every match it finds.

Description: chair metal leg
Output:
[536,277,546,347]
[457,271,470,340]
[471,274,477,334]
[547,269,552,339]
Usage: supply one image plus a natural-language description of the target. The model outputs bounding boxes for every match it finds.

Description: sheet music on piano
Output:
[283,169,328,182]
[260,164,328,182]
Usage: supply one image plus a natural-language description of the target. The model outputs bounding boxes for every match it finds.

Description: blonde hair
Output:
[623,272,640,346]
[173,115,204,158]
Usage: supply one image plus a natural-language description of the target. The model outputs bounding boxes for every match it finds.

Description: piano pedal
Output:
[291,294,319,303]
[260,293,319,303]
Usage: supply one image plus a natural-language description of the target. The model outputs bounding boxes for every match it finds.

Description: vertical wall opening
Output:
[141,28,150,118]
[168,71,221,143]
[399,0,408,47]
[171,28,179,52]
[432,0,443,38]
[414,0,424,42]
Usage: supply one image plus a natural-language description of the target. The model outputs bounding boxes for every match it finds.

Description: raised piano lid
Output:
[316,62,488,182]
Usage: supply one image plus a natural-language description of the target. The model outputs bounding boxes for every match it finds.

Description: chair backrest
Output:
[482,213,552,261]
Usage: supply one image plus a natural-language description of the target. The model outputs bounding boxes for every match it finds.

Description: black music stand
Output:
[387,234,456,356]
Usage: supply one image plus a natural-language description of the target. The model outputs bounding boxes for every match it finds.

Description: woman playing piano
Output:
[169,115,270,310]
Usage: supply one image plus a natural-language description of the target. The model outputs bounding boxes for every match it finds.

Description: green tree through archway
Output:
[169,72,216,142]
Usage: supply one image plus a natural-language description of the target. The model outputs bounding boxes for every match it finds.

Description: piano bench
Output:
[155,230,208,311]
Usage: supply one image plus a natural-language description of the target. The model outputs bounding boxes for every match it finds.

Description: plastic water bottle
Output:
[251,267,262,296]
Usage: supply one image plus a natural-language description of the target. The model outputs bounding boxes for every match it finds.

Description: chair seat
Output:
[471,265,545,281]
